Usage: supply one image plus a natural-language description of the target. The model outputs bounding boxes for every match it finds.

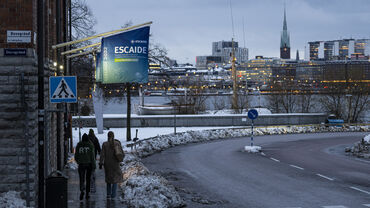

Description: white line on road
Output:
[316,174,334,181]
[270,157,280,162]
[350,186,370,195]
[363,204,370,207]
[322,206,347,208]
[289,164,304,170]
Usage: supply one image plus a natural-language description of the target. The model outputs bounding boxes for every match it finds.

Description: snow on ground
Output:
[244,146,262,153]
[364,134,370,143]
[72,126,239,150]
[69,124,370,208]
[0,191,29,208]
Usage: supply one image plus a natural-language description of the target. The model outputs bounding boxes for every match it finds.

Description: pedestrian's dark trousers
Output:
[78,163,92,193]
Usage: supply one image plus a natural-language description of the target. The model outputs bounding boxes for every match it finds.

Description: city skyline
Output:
[89,0,370,64]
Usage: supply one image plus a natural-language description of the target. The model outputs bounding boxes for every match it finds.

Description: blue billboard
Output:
[101,26,150,84]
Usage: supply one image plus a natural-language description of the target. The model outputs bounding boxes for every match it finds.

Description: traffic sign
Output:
[248,109,258,120]
[49,76,77,103]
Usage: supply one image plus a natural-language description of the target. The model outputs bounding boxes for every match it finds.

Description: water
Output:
[99,95,369,123]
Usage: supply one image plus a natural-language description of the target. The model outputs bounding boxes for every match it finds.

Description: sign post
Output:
[247,109,258,147]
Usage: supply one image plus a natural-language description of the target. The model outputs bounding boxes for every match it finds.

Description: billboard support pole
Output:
[126,83,132,142]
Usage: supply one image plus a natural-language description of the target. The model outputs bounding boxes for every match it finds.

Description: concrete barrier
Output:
[72,113,327,128]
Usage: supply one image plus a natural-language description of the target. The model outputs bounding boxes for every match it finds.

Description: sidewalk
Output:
[67,166,127,208]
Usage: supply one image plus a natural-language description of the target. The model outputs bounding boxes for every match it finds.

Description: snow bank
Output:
[244,146,261,153]
[118,124,369,207]
[346,133,370,159]
[66,154,78,170]
[121,153,184,208]
[364,134,370,144]
[133,125,370,158]
[68,124,369,207]
[0,191,29,208]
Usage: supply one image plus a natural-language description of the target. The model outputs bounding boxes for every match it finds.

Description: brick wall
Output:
[0,0,68,206]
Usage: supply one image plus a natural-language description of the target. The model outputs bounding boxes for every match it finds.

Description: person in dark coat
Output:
[88,129,101,193]
[75,133,96,200]
[88,129,101,158]
[99,131,123,199]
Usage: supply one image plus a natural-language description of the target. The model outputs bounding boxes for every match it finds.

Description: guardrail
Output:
[72,113,328,128]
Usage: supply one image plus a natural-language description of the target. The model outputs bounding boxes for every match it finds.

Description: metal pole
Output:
[174,114,177,134]
[251,120,254,147]
[56,0,62,171]
[37,0,45,206]
[232,38,238,110]
[52,21,153,49]
[126,83,132,141]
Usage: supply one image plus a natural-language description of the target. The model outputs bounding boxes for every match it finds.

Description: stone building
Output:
[0,1,69,207]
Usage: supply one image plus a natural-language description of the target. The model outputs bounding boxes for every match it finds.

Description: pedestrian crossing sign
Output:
[49,76,77,103]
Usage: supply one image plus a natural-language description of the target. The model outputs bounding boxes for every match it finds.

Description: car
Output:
[325,114,344,126]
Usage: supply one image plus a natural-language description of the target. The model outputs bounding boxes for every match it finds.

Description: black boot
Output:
[80,192,84,200]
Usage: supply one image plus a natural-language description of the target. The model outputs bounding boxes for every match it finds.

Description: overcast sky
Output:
[88,0,370,64]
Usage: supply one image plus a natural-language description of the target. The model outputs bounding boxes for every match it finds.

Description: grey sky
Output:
[89,0,370,64]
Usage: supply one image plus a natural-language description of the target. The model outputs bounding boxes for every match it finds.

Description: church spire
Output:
[280,4,291,59]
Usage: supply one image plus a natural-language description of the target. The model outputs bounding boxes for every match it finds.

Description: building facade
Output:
[0,1,69,207]
[212,40,248,63]
[307,39,370,61]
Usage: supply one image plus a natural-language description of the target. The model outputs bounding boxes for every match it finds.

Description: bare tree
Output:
[149,43,171,67]
[212,96,228,114]
[231,92,250,114]
[170,76,209,114]
[297,92,314,113]
[71,0,97,41]
[345,83,370,123]
[320,84,345,119]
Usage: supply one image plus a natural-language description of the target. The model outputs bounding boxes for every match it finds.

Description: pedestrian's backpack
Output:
[113,140,124,162]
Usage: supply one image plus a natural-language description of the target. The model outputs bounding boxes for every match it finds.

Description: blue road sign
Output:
[49,76,77,103]
[248,109,258,120]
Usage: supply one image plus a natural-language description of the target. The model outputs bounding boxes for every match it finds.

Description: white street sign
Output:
[7,30,31,43]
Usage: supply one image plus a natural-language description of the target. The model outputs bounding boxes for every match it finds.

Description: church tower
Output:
[280,6,291,59]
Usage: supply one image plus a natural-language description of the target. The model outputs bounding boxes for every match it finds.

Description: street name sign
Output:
[7,30,31,43]
[49,76,77,103]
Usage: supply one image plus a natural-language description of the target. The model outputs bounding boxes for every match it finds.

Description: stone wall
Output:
[0,49,65,207]
[0,50,38,207]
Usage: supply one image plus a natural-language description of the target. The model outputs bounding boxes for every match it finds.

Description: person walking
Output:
[88,129,101,193]
[75,133,96,200]
[99,131,124,200]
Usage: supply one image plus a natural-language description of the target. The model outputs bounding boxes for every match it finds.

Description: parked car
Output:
[325,114,344,126]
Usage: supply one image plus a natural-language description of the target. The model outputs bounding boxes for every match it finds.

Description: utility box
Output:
[46,171,68,208]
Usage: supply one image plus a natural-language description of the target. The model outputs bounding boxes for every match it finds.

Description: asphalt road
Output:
[143,132,370,208]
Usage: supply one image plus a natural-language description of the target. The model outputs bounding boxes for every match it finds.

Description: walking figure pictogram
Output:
[53,79,74,98]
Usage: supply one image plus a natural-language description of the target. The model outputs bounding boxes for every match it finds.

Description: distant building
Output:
[243,56,275,86]
[196,56,223,68]
[212,40,248,63]
[307,39,370,61]
[280,6,291,59]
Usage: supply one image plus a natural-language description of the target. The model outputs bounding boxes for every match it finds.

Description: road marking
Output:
[354,158,370,164]
[270,157,280,162]
[289,164,304,170]
[350,186,370,195]
[363,204,370,207]
[322,206,347,208]
[316,173,334,181]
